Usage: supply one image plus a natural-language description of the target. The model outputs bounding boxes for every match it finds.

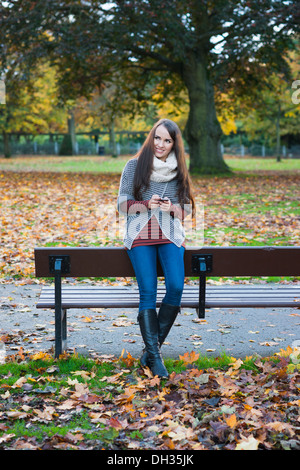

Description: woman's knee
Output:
[164,279,184,305]
[169,277,184,294]
[138,286,157,311]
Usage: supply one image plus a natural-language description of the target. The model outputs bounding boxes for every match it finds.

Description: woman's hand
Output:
[159,197,171,212]
[148,194,161,210]
[149,195,172,211]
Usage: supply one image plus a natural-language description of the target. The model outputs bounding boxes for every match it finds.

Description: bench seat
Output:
[37,284,300,310]
[34,246,300,357]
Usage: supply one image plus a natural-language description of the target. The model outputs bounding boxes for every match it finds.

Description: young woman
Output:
[117,119,195,378]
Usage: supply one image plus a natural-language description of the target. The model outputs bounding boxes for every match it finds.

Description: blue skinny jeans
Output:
[127,243,185,312]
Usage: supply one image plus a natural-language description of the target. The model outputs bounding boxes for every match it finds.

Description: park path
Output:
[1,282,299,361]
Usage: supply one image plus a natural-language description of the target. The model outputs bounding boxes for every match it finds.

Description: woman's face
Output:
[153,125,174,161]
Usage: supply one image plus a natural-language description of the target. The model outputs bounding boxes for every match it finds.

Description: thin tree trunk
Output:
[109,120,117,157]
[67,110,76,155]
[3,131,11,158]
[275,102,281,162]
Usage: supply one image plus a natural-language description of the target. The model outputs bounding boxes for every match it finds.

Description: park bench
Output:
[34,246,300,358]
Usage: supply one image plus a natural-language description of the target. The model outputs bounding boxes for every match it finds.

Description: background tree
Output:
[224,45,300,157]
[0,60,67,157]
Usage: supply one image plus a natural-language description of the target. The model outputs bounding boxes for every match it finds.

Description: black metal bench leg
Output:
[54,262,63,358]
[62,308,67,351]
[55,310,63,358]
[54,259,69,358]
[192,254,213,319]
[55,307,67,359]
[198,273,206,319]
[49,255,70,358]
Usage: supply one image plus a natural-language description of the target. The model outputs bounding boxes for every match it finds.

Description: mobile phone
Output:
[159,197,168,202]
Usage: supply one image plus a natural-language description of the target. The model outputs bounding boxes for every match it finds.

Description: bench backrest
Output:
[34,246,300,278]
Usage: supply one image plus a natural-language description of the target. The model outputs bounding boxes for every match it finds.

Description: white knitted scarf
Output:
[150,151,178,183]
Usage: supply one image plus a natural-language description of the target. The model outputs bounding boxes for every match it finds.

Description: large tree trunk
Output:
[182,59,229,174]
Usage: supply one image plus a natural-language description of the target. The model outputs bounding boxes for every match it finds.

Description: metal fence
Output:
[222,144,300,158]
[1,135,300,158]
[0,134,144,157]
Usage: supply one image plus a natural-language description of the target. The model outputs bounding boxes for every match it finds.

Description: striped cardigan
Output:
[117,158,188,249]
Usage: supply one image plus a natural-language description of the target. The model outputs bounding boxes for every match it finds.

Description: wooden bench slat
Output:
[37,301,299,308]
[38,285,300,291]
[37,285,300,309]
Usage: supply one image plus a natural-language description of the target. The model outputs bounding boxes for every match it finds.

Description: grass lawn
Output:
[225,156,300,173]
[0,155,130,173]
[0,154,300,173]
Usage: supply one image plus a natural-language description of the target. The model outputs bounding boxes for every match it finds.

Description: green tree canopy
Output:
[0,60,68,156]
[1,0,299,172]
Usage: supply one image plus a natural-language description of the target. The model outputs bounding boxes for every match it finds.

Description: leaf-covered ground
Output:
[0,168,299,281]
[0,348,299,450]
[0,164,299,451]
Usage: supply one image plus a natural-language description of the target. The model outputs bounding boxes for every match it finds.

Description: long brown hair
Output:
[133,119,195,214]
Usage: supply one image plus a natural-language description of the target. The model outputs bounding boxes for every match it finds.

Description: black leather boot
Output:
[140,303,180,368]
[138,309,169,378]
